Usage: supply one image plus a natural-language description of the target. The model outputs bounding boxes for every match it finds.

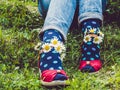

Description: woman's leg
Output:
[78,0,104,72]
[38,0,77,86]
[40,0,77,40]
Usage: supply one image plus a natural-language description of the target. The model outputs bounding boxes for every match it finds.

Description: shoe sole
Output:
[41,80,69,86]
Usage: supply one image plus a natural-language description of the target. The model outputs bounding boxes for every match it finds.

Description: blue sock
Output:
[40,29,67,80]
[81,19,103,72]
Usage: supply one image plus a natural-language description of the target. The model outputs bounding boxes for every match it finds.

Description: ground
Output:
[0,0,120,90]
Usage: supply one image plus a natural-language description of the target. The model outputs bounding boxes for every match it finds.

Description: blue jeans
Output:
[38,0,107,40]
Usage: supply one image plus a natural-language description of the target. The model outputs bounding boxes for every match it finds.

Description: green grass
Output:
[0,0,120,90]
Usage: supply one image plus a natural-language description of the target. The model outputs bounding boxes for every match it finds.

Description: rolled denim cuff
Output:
[78,12,103,24]
[39,25,67,42]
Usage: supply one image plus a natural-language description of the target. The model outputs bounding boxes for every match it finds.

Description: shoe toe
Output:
[81,65,95,72]
[54,74,68,80]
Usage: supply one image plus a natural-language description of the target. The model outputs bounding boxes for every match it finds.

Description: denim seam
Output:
[78,12,103,24]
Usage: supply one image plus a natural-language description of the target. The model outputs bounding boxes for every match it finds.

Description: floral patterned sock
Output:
[39,29,67,80]
[81,19,104,72]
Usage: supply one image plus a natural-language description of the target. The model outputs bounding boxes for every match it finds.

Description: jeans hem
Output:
[78,12,103,24]
[39,26,67,42]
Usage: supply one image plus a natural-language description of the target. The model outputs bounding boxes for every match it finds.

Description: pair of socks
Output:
[39,19,103,80]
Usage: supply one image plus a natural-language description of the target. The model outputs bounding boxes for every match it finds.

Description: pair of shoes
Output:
[35,27,104,86]
[36,44,102,86]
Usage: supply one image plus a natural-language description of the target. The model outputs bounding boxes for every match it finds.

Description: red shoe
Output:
[79,60,102,72]
[40,69,69,86]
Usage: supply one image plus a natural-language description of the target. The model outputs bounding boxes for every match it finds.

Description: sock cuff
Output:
[42,29,64,43]
[81,19,102,28]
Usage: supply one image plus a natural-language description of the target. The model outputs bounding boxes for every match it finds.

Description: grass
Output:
[0,0,120,90]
